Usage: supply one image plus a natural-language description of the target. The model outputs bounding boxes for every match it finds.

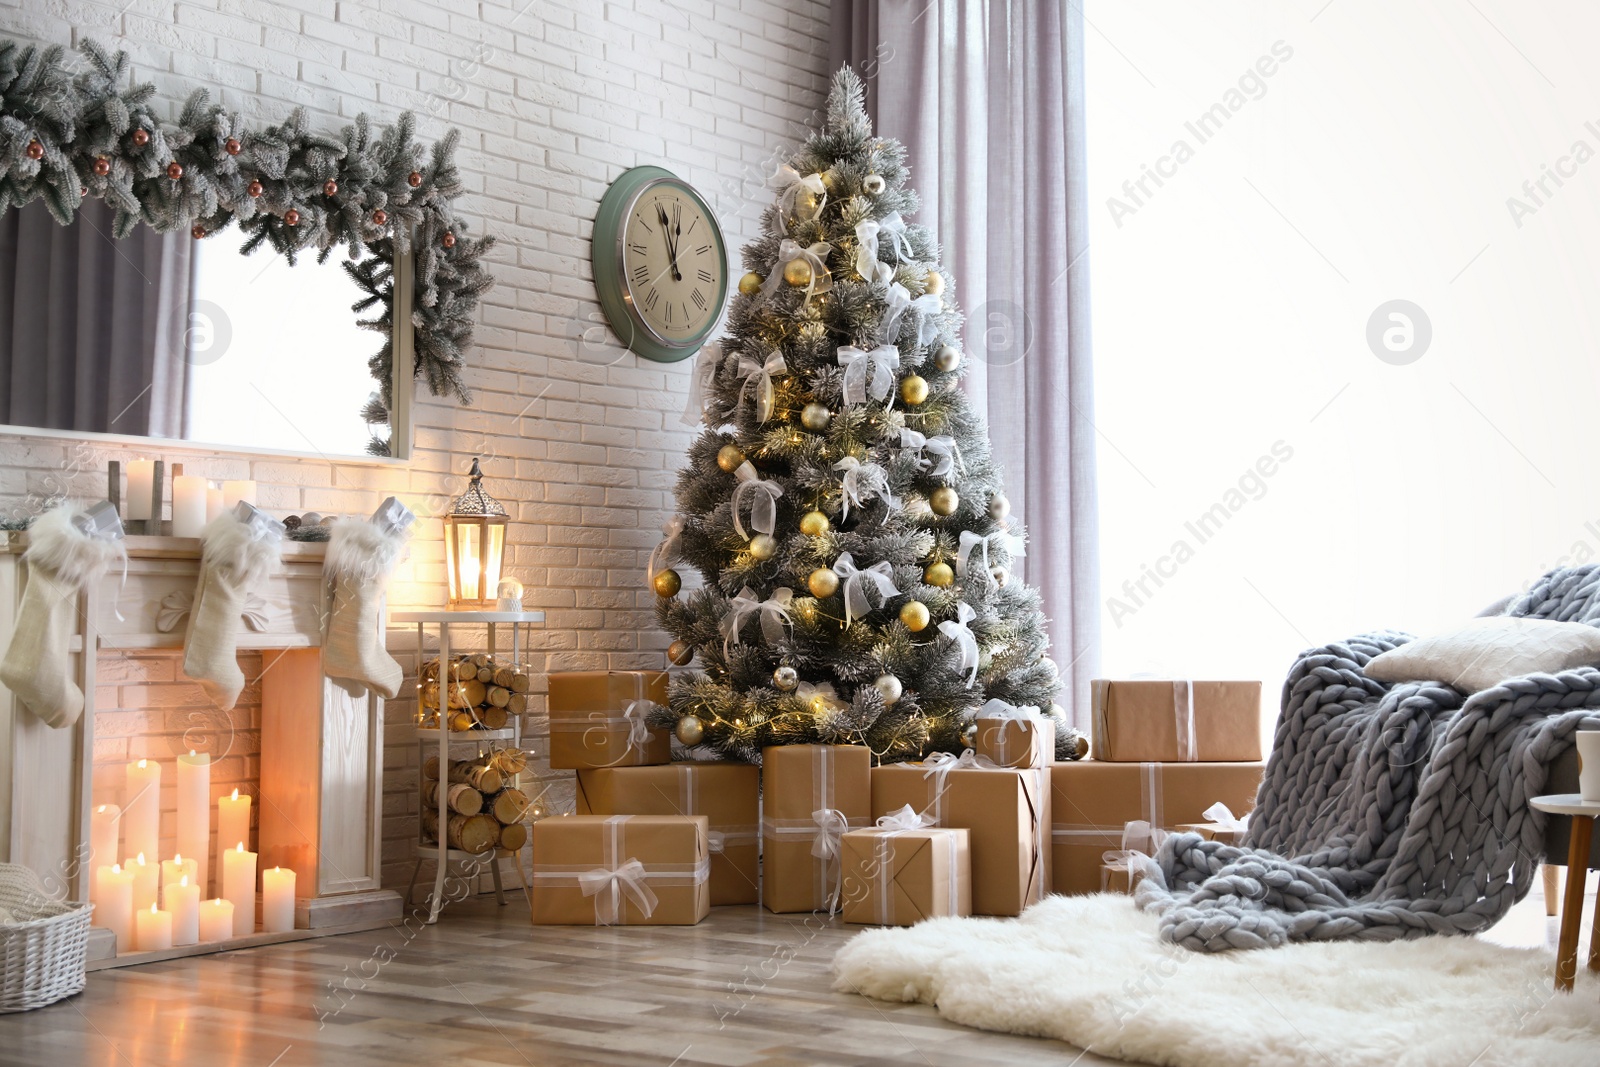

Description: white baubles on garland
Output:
[322,497,415,699]
[183,503,285,710]
[0,502,126,728]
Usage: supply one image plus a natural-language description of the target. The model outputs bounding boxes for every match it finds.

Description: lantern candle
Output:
[93,863,134,953]
[262,867,296,933]
[128,852,158,912]
[89,804,121,896]
[222,842,256,937]
[175,751,210,892]
[126,459,154,520]
[160,854,197,899]
[217,789,251,888]
[123,758,161,863]
[166,875,200,947]
[222,479,256,509]
[199,898,234,943]
[172,474,207,537]
[134,903,172,952]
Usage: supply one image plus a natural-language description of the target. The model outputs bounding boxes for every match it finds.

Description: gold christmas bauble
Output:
[808,567,840,598]
[773,665,799,691]
[716,443,745,473]
[900,375,929,405]
[961,723,978,747]
[783,258,813,288]
[1047,702,1066,720]
[924,561,955,588]
[738,271,764,295]
[652,569,682,598]
[873,674,903,706]
[988,493,1010,520]
[863,174,886,195]
[801,402,831,431]
[675,715,705,746]
[935,345,962,372]
[748,533,778,560]
[899,601,931,632]
[820,168,839,193]
[924,271,945,296]
[929,486,959,516]
[799,510,830,537]
[793,188,821,218]
[667,640,695,665]
[1072,733,1091,759]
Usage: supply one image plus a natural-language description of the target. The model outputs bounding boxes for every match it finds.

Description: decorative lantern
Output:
[443,458,508,610]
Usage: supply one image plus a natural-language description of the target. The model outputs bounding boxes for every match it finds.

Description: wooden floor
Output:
[0,878,1584,1067]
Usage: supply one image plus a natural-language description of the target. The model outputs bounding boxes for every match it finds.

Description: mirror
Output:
[0,199,404,459]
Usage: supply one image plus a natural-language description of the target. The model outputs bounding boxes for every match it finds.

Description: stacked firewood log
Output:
[419,745,535,854]
[416,653,532,731]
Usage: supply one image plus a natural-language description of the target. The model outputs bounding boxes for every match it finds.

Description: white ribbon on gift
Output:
[646,516,686,584]
[1173,680,1198,762]
[731,461,783,538]
[837,344,900,407]
[853,219,894,285]
[770,164,827,222]
[830,552,900,627]
[809,807,850,914]
[672,766,758,856]
[899,429,961,479]
[621,699,653,750]
[955,528,1027,580]
[833,456,898,522]
[877,211,914,262]
[578,858,657,924]
[881,281,943,345]
[737,350,787,423]
[975,698,1042,766]
[1101,819,1168,893]
[761,239,834,302]
[938,602,980,688]
[869,804,934,925]
[721,586,793,657]
[1202,802,1249,835]
[681,341,724,426]
[918,748,996,824]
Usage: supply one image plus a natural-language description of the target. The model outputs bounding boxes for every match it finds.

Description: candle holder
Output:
[108,459,165,536]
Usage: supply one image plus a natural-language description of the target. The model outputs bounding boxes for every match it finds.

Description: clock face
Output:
[619,182,724,347]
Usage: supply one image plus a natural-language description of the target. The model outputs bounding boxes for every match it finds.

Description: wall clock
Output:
[592,166,729,364]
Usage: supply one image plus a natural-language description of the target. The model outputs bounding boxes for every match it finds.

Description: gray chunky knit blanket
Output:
[1141,565,1600,951]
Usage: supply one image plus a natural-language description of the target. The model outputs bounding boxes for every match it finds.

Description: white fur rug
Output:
[831,894,1600,1067]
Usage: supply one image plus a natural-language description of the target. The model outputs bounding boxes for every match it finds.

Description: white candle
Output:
[165,875,200,947]
[127,852,158,912]
[126,459,155,520]
[205,485,225,523]
[123,759,161,864]
[89,804,121,898]
[93,864,134,953]
[134,903,172,952]
[262,867,296,933]
[199,898,234,943]
[222,842,256,937]
[216,789,250,889]
[175,752,210,893]
[160,854,197,899]
[172,474,208,538]
[222,479,256,509]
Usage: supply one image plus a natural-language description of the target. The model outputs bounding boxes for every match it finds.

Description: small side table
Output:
[1530,793,1600,991]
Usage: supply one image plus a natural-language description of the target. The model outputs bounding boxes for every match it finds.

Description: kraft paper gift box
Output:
[1050,760,1263,895]
[547,671,672,769]
[761,744,872,914]
[1090,679,1263,763]
[973,701,1054,769]
[530,814,710,925]
[839,809,971,926]
[576,763,760,905]
[870,753,1050,917]
[1173,802,1252,846]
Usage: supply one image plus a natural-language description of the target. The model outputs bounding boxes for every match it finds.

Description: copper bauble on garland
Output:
[25,140,42,160]
[323,180,338,196]
[283,209,300,226]
[807,567,840,598]
[442,231,457,248]
[408,171,423,187]
[131,127,149,147]
[652,569,682,598]
[165,162,183,180]
[92,156,109,176]
[372,209,387,226]
[667,640,694,665]
[899,601,931,632]
[225,137,241,155]
[716,444,745,472]
[247,179,263,197]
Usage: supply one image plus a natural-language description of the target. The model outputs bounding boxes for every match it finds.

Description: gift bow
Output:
[955,528,1026,579]
[770,164,827,222]
[876,804,933,832]
[737,350,787,424]
[731,461,783,538]
[833,456,898,522]
[681,342,724,426]
[977,698,1041,721]
[882,281,943,345]
[577,857,658,926]
[621,700,653,749]
[938,602,980,688]
[831,551,900,627]
[761,239,833,302]
[878,211,914,262]
[853,219,894,284]
[721,586,793,656]
[1202,802,1249,834]
[810,807,850,914]
[837,344,900,407]
[646,516,686,583]
[1102,820,1168,891]
[900,429,961,479]
[918,748,997,822]
[795,679,844,713]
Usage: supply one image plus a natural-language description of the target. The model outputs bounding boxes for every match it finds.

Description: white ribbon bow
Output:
[1102,820,1168,891]
[810,807,849,914]
[938,602,980,687]
[955,528,1027,579]
[899,429,961,479]
[577,858,658,926]
[721,586,794,657]
[881,281,943,345]
[731,461,783,538]
[681,342,724,426]
[795,680,844,713]
[853,219,894,284]
[832,456,898,522]
[737,350,787,423]
[977,698,1040,721]
[646,516,686,583]
[761,239,834,302]
[1202,802,1249,834]
[830,551,900,627]
[875,804,933,832]
[836,344,900,407]
[878,212,914,262]
[621,699,653,750]
[769,164,827,223]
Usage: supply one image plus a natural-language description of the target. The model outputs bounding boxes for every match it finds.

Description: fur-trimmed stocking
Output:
[182,504,284,710]
[0,503,124,728]
[323,497,414,699]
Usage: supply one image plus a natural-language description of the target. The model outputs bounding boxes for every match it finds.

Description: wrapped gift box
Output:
[1172,822,1246,846]
[1090,679,1262,762]
[530,814,709,925]
[1051,760,1263,895]
[871,756,1049,917]
[547,671,672,769]
[762,745,872,913]
[576,763,759,905]
[973,704,1054,769]
[1101,863,1149,895]
[840,816,971,926]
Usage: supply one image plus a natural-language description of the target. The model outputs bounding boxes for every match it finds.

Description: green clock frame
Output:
[591,165,729,364]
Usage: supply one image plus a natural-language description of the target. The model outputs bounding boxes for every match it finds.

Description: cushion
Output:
[1366,616,1600,693]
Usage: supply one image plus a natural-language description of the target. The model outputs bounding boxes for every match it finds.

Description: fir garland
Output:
[0,37,494,455]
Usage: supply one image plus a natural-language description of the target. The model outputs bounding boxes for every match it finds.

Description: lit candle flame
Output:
[136,852,146,865]
[137,759,148,769]
[111,864,122,874]
[235,842,244,853]
[150,903,159,914]
[230,788,239,801]
[180,875,189,888]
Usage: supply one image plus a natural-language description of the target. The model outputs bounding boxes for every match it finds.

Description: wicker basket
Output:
[0,863,91,1012]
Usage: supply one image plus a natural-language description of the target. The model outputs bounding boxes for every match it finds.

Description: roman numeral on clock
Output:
[642,289,659,312]
[696,268,713,284]
[695,244,712,256]
[632,265,650,285]
[691,289,706,311]
[628,242,647,255]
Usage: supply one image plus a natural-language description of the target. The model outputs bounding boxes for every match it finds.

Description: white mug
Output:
[1578,730,1600,802]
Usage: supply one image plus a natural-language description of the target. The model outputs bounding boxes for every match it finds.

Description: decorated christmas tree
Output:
[650,70,1082,764]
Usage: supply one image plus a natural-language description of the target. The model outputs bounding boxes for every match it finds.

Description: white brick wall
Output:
[0,0,830,887]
